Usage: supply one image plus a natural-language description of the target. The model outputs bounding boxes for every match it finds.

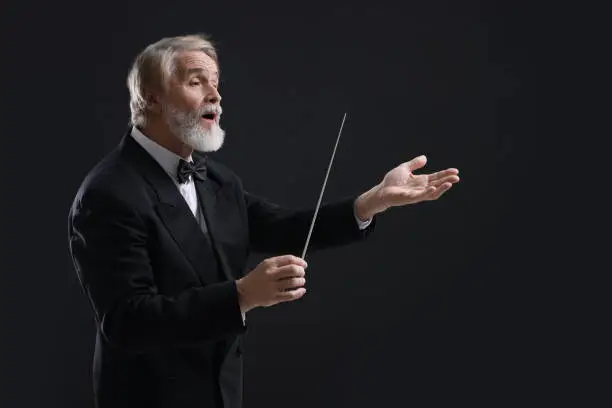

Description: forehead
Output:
[174,50,218,79]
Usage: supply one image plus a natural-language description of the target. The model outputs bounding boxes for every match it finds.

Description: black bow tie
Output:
[176,157,207,184]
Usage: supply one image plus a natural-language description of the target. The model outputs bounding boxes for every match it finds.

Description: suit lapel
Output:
[194,174,234,281]
[118,129,226,284]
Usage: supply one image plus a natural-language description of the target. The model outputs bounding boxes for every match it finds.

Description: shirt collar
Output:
[130,126,193,181]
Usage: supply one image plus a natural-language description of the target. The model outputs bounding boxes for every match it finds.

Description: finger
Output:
[278,277,306,291]
[428,182,453,200]
[427,168,459,182]
[408,186,436,199]
[420,186,438,201]
[265,255,308,269]
[272,264,306,279]
[403,155,427,172]
[276,287,307,302]
[430,175,460,187]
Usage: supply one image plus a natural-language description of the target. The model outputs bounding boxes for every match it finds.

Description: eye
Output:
[189,79,201,86]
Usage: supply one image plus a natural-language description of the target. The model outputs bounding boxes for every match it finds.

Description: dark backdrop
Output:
[2,1,573,407]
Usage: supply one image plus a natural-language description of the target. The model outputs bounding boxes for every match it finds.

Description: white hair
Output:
[127,34,219,127]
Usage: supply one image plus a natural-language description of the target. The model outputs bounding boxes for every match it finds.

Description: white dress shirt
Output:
[131,127,200,216]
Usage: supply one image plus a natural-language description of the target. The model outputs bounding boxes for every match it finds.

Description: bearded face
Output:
[163,102,225,152]
[155,50,225,153]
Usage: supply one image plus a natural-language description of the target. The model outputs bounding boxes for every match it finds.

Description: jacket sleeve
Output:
[244,191,375,255]
[68,188,245,354]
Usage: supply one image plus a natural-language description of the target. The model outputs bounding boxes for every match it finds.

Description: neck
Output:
[139,119,193,159]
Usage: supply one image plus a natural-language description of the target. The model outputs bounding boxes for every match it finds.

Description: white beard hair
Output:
[163,103,225,152]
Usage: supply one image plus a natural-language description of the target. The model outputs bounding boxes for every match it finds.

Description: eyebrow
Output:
[185,68,218,81]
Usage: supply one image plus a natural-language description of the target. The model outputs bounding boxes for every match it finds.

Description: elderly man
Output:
[68,34,459,408]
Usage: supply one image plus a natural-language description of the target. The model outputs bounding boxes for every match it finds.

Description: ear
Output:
[146,92,163,115]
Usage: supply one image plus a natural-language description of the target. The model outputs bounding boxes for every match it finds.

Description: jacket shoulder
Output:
[69,149,146,216]
[204,156,244,189]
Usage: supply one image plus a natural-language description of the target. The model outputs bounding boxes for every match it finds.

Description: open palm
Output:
[378,155,460,209]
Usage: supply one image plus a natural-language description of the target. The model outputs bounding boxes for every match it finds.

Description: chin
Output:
[184,124,225,153]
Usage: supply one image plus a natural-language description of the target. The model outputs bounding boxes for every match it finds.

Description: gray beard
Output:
[163,104,225,152]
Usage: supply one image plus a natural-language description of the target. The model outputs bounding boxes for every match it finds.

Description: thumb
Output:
[406,155,427,172]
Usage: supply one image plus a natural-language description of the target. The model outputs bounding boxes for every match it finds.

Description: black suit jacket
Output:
[67,128,375,408]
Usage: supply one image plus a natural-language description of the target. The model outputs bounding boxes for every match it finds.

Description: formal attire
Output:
[67,126,376,408]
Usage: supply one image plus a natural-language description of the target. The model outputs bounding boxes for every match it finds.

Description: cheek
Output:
[172,87,203,111]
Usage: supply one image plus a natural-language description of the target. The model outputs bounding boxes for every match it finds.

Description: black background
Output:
[3,1,584,407]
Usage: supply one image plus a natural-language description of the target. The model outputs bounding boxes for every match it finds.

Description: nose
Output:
[205,86,221,104]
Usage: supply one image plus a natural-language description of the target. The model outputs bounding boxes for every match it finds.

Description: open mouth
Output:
[201,113,216,121]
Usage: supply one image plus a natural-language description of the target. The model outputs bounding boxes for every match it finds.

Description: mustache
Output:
[198,104,223,117]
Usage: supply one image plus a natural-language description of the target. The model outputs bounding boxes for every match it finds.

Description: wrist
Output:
[235,278,255,314]
[355,184,383,221]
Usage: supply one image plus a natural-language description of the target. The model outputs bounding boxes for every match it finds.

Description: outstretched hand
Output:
[378,155,459,207]
[355,155,460,220]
